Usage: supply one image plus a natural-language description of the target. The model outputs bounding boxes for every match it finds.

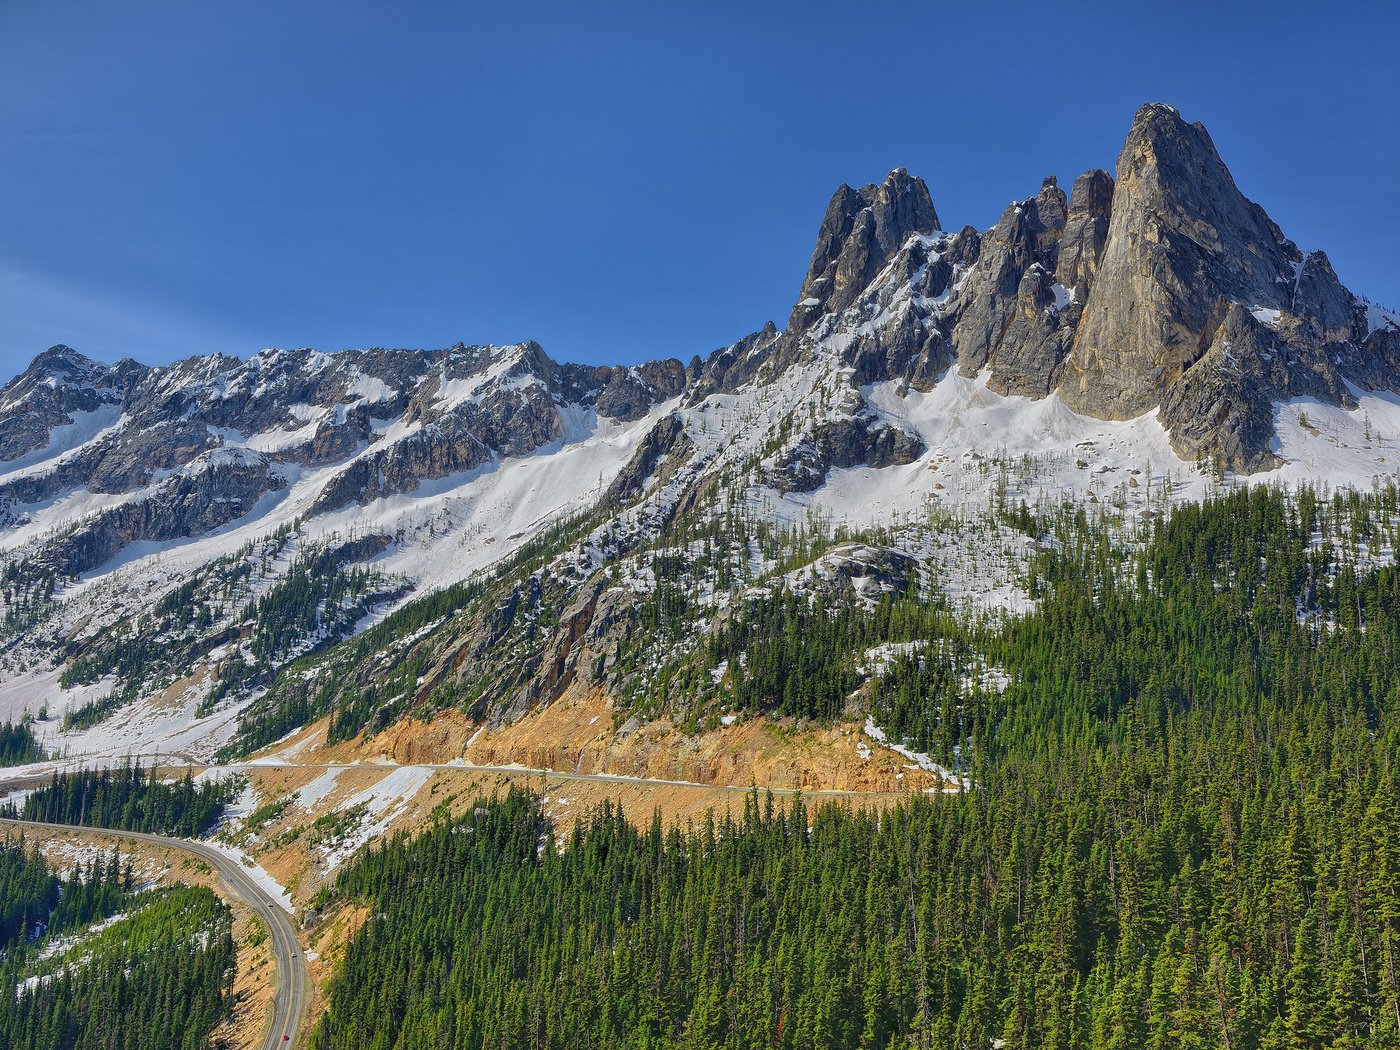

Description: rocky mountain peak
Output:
[791,168,940,325]
[947,174,1073,393]
[5,345,110,395]
[0,344,141,464]
[761,101,1396,474]
[1043,102,1385,469]
[1059,102,1308,422]
[30,343,97,374]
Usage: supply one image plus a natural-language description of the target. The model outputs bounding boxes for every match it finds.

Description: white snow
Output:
[202,838,295,913]
[319,765,434,870]
[859,641,928,677]
[863,717,968,791]
[294,767,344,809]
[0,405,123,482]
[1267,387,1400,488]
[763,368,1211,533]
[343,371,395,404]
[1367,302,1400,336]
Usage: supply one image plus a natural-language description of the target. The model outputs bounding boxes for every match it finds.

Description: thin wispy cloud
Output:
[0,262,253,380]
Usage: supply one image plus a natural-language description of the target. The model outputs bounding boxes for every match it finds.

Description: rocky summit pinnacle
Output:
[764,100,1396,473]
[792,168,940,325]
[1050,102,1390,468]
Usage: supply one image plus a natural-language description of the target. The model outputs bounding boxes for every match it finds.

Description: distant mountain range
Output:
[0,102,1396,762]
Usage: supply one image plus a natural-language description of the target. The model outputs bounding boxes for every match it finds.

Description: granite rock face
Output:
[1055,169,1114,299]
[950,177,1071,390]
[1061,104,1298,420]
[791,168,940,326]
[981,264,1074,399]
[605,412,691,505]
[1042,103,1383,468]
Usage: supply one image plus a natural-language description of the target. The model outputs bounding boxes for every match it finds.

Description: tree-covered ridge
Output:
[0,837,235,1050]
[311,487,1400,1049]
[13,763,236,838]
[0,718,43,765]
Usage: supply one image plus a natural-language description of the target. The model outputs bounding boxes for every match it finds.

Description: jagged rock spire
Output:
[791,168,939,325]
[1060,103,1303,420]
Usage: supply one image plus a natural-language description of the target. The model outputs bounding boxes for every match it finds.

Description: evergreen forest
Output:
[310,487,1400,1049]
[12,763,234,837]
[0,836,235,1050]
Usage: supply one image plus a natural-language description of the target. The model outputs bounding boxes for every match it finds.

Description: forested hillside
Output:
[310,487,1400,1049]
[0,837,235,1050]
[0,719,42,766]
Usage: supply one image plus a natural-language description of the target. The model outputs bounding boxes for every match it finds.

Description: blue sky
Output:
[2,1,1396,380]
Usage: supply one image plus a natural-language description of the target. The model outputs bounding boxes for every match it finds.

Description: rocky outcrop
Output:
[1056,169,1114,298]
[685,323,782,401]
[983,264,1074,398]
[1062,104,1308,420]
[594,359,687,421]
[771,417,924,493]
[605,412,692,505]
[951,178,1069,381]
[1157,304,1283,470]
[790,169,940,326]
[46,450,284,578]
[781,542,919,605]
[310,416,495,515]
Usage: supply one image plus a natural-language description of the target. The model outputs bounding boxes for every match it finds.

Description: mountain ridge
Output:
[0,101,1397,768]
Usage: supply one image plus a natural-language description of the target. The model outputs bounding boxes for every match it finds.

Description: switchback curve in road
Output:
[0,817,308,1050]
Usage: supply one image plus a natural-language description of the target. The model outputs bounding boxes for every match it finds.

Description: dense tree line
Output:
[0,718,43,765]
[687,586,959,723]
[14,763,235,837]
[0,838,132,951]
[312,487,1400,1048]
[0,838,234,1050]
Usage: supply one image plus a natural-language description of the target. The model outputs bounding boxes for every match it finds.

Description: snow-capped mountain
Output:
[0,102,1397,762]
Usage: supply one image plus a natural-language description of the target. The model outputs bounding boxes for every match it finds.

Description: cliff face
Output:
[1050,104,1377,469]
[771,102,1396,473]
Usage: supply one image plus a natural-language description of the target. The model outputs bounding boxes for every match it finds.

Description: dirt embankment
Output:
[235,683,950,902]
[362,686,945,794]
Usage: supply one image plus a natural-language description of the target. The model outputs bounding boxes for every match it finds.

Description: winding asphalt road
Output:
[220,757,932,797]
[0,817,308,1050]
